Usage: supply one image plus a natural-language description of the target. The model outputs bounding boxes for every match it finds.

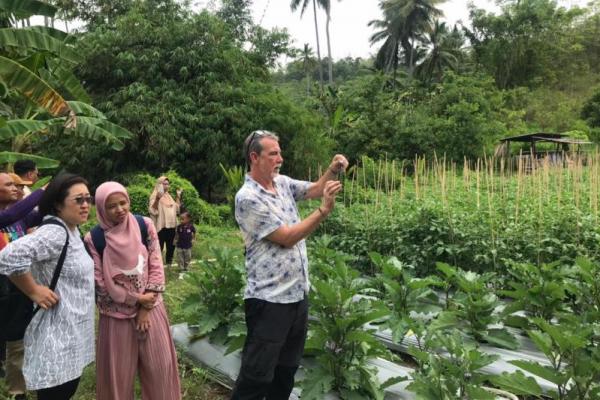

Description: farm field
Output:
[183,155,600,399]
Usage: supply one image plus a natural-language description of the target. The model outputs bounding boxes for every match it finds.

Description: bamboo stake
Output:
[476,158,481,209]
[414,155,420,201]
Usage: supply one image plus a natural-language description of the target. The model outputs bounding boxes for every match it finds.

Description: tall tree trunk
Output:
[312,0,324,93]
[325,7,333,85]
[408,46,414,78]
[401,36,414,79]
[392,43,398,88]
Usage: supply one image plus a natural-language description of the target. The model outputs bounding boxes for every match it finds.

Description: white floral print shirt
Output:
[235,174,311,304]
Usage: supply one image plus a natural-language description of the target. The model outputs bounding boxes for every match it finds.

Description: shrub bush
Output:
[121,171,222,226]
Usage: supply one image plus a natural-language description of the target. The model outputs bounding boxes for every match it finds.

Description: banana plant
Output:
[219,163,244,223]
[0,0,131,166]
[0,0,57,21]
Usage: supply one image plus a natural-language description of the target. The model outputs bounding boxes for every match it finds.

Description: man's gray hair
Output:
[244,130,279,166]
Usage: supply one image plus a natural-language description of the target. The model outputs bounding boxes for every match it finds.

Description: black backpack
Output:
[89,214,149,258]
[0,218,69,341]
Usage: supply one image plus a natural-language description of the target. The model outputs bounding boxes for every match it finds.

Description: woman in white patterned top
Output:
[0,173,94,400]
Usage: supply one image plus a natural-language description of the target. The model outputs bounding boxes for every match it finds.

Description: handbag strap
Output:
[32,218,70,316]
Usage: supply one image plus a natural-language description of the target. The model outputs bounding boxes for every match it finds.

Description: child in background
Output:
[174,211,195,271]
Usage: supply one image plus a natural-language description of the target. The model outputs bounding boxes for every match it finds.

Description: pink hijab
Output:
[94,182,148,299]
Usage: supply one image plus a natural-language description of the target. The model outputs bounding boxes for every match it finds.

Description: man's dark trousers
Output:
[230,296,308,400]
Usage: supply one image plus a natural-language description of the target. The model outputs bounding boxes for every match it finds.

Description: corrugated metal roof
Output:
[500,132,591,144]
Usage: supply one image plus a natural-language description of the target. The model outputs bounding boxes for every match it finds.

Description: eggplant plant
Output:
[370,252,442,343]
[570,257,600,323]
[407,329,499,399]
[435,263,518,349]
[502,318,600,400]
[182,246,246,353]
[501,261,577,327]
[301,250,402,400]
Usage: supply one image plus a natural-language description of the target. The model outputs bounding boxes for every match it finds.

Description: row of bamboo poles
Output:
[330,152,599,214]
[309,151,600,266]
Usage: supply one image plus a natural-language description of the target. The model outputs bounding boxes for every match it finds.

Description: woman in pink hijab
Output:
[84,182,181,400]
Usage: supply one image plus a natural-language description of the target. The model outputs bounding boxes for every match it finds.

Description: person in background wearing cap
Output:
[13,160,39,198]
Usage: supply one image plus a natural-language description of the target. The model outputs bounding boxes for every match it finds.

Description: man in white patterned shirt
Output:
[231,130,348,400]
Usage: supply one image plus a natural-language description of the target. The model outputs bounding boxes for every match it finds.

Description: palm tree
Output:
[416,20,463,82]
[299,43,317,95]
[319,0,333,85]
[370,0,445,79]
[369,14,402,77]
[290,0,324,92]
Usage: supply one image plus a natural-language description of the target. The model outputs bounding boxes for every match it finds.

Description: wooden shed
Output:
[494,133,591,159]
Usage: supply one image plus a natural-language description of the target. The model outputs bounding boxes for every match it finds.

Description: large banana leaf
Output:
[43,60,90,103]
[18,51,45,73]
[0,117,61,139]
[0,115,131,150]
[25,26,70,42]
[67,101,106,118]
[67,119,126,150]
[0,151,59,167]
[0,55,71,116]
[0,0,55,17]
[76,116,132,139]
[0,28,80,64]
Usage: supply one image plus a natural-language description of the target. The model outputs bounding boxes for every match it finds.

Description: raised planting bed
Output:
[367,324,556,393]
[171,323,517,400]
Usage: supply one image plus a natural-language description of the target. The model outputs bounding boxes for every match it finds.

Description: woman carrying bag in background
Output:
[148,176,181,267]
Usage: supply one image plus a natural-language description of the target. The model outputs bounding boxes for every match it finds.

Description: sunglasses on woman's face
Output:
[71,195,94,205]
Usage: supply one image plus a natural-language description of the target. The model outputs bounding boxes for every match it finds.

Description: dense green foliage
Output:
[276,0,600,168]
[466,0,596,89]
[37,0,330,198]
[327,72,511,162]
